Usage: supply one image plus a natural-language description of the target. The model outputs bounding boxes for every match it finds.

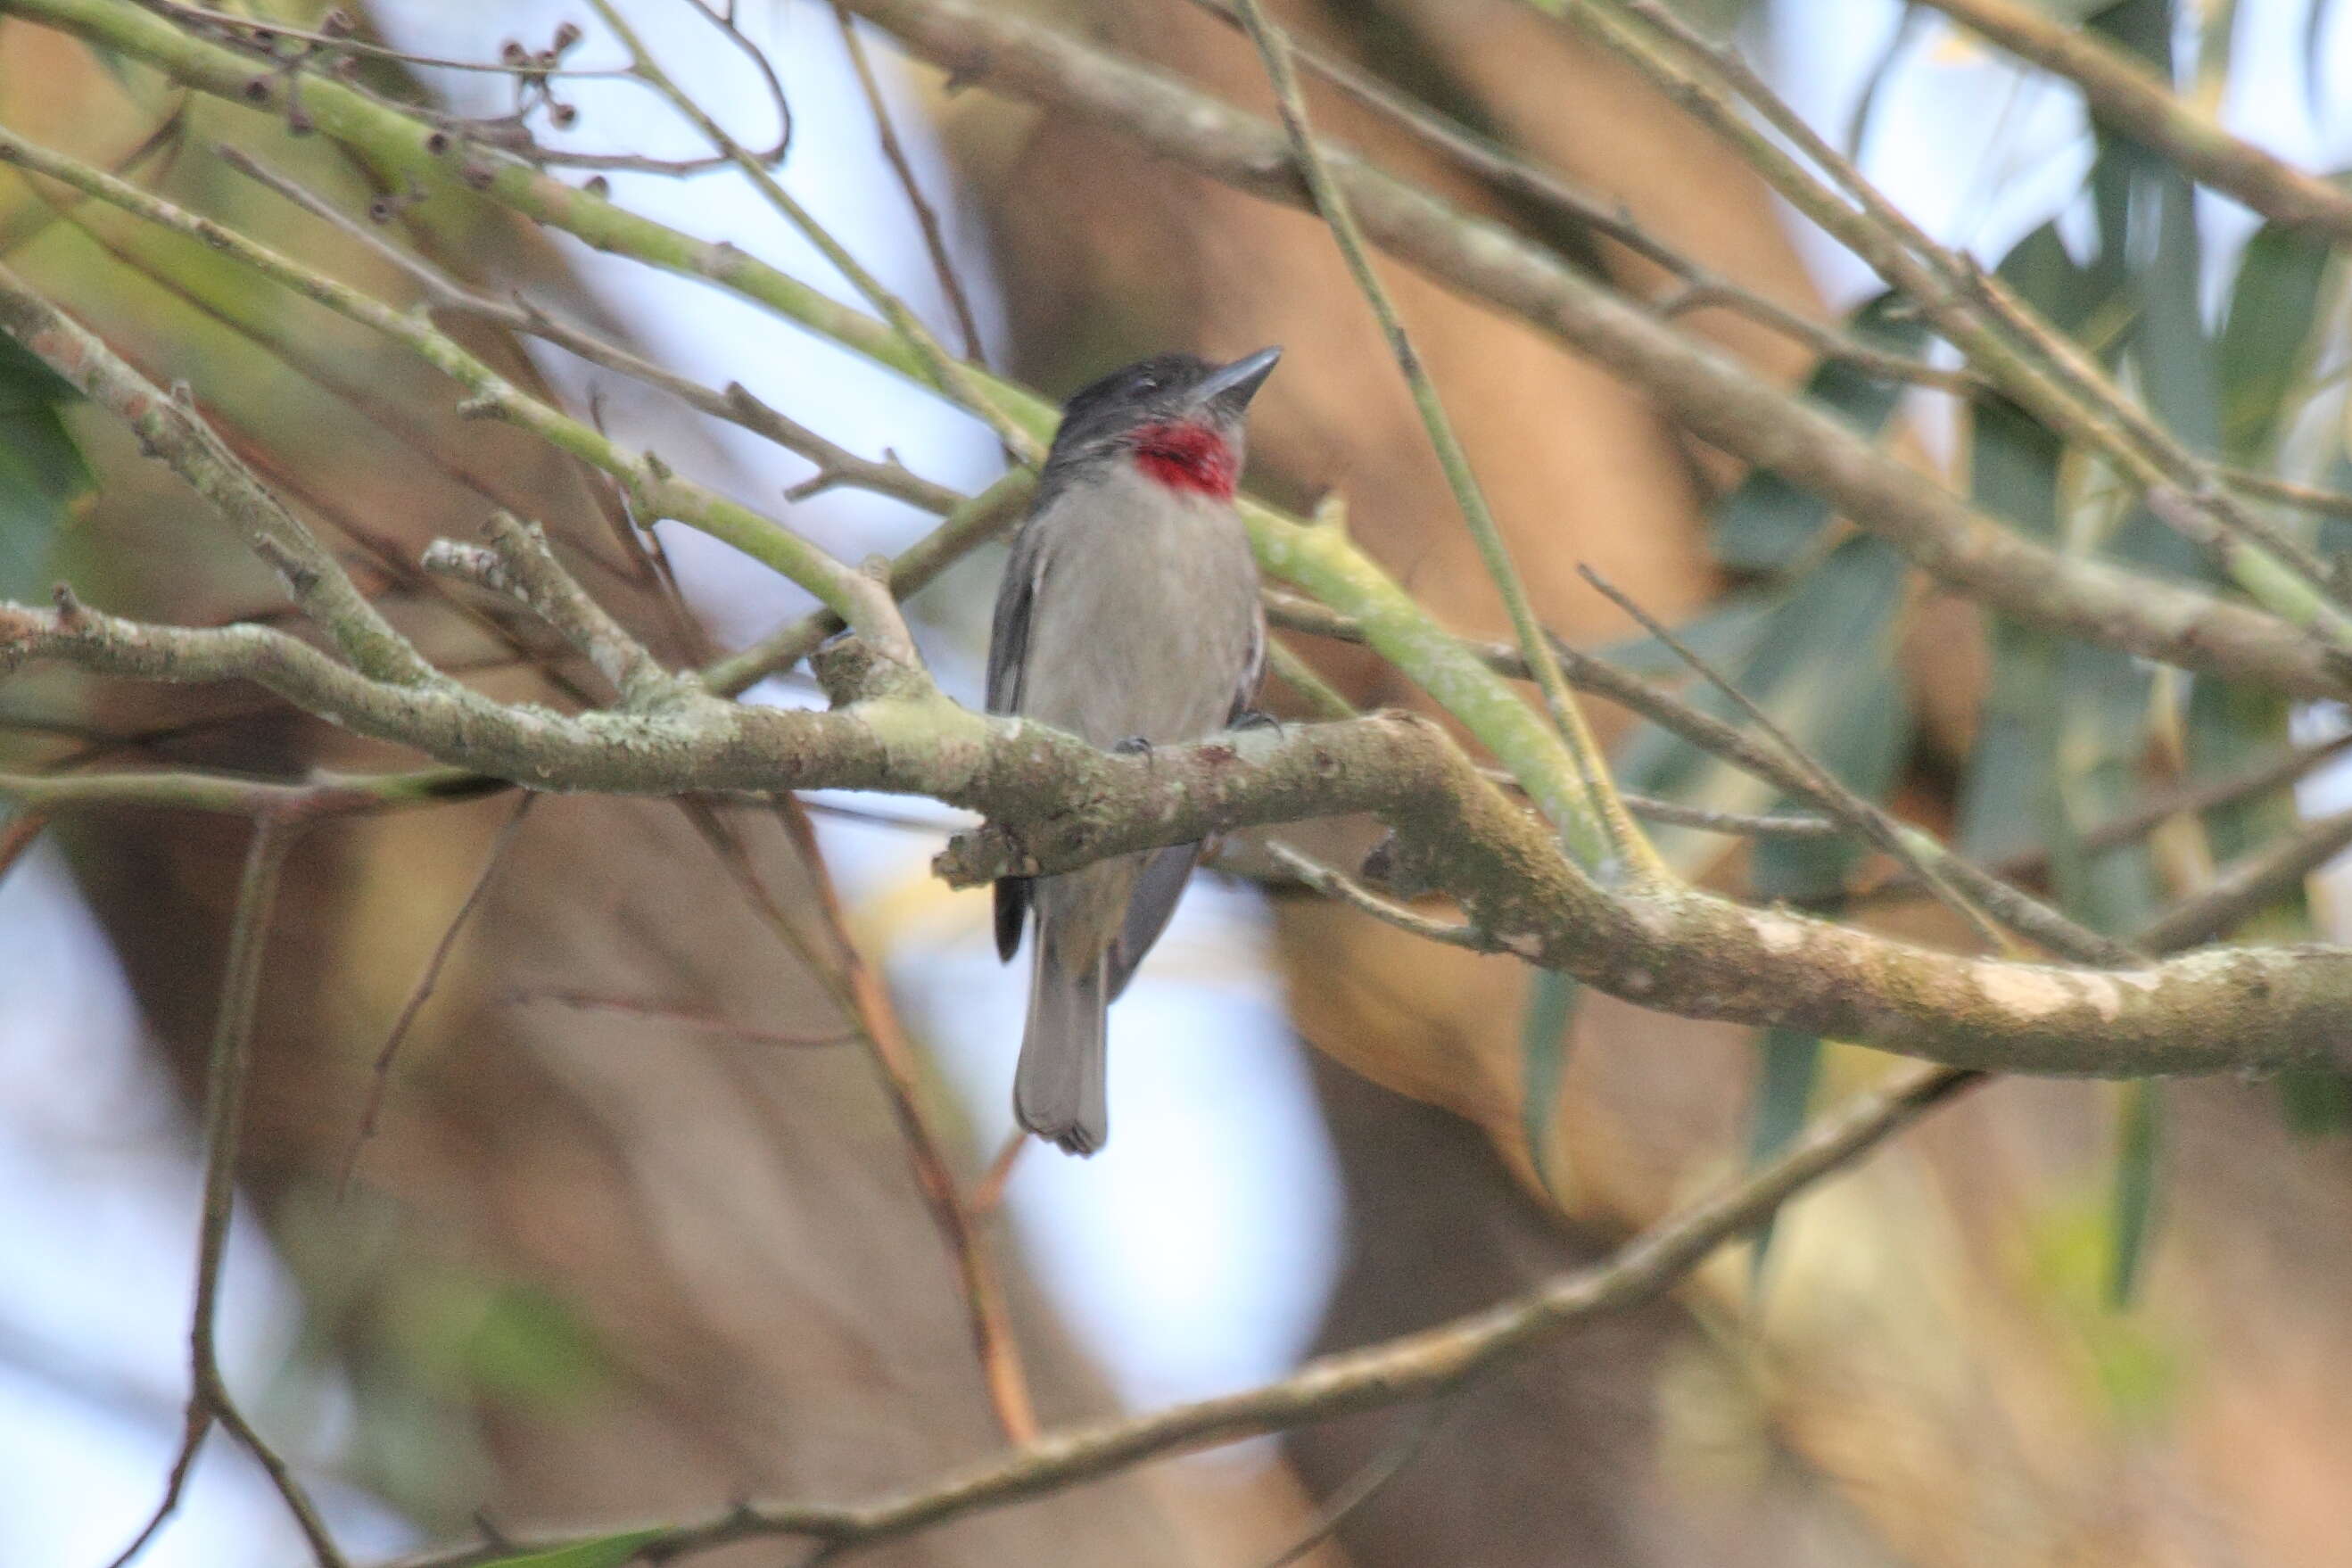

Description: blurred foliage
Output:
[2018,1192,2184,1427]
[8,0,2352,1562]
[0,334,93,601]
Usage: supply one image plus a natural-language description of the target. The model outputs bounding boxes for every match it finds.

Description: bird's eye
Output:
[1133,375,1160,393]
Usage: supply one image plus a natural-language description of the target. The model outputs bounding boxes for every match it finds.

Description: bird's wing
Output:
[1113,601,1267,998]
[986,518,1050,716]
[986,520,1051,961]
[1108,842,1201,1001]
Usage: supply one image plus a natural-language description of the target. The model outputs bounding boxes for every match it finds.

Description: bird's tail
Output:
[1015,935,1109,1156]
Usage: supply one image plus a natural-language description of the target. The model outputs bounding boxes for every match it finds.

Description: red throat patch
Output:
[1129,421,1239,499]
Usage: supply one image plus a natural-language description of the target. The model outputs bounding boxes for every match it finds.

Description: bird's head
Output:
[1044,347,1282,501]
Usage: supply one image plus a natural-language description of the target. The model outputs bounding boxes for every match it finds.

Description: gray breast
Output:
[1015,465,1261,749]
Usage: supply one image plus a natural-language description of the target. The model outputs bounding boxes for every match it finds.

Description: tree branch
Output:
[5,0,2341,698]
[10,597,2351,1078]
[0,128,917,665]
[103,818,349,1568]
[813,0,2350,694]
[1233,0,1642,873]
[1911,0,2352,241]
[215,145,971,519]
[393,1061,1982,1568]
[1569,0,2352,628]
[0,262,435,686]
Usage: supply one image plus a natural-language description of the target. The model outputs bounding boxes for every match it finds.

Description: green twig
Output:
[1232,0,1653,877]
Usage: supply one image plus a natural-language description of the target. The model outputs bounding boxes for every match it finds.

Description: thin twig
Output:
[1267,624,1836,846]
[968,1131,1026,1220]
[1267,841,1502,952]
[590,0,1037,464]
[1251,1391,1463,1568]
[339,793,536,1195]
[392,1063,1983,1568]
[681,801,1039,1444]
[1848,730,2352,899]
[703,473,1030,695]
[1182,0,1980,395]
[833,3,989,366]
[1576,565,2142,963]
[1232,0,1654,878]
[1618,794,1838,838]
[2133,807,2352,953]
[2223,469,2352,524]
[106,817,350,1568]
[507,988,855,1046]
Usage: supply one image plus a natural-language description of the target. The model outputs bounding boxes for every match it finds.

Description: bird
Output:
[986,346,1281,1155]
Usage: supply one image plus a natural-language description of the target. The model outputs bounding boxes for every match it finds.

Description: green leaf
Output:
[476,1529,666,1568]
[1618,538,1910,808]
[0,334,81,412]
[1744,1027,1820,1284]
[1712,292,1930,574]
[0,342,95,601]
[2106,1079,2164,1308]
[2188,677,2298,866]
[1995,221,2104,338]
[2216,220,2338,464]
[1957,392,2064,863]
[1518,969,1580,1208]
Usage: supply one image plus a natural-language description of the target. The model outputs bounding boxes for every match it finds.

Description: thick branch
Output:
[9,600,2352,1079]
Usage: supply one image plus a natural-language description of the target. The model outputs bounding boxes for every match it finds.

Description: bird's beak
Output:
[1192,345,1283,415]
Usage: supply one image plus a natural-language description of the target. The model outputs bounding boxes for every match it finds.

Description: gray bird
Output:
[987,347,1281,1155]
